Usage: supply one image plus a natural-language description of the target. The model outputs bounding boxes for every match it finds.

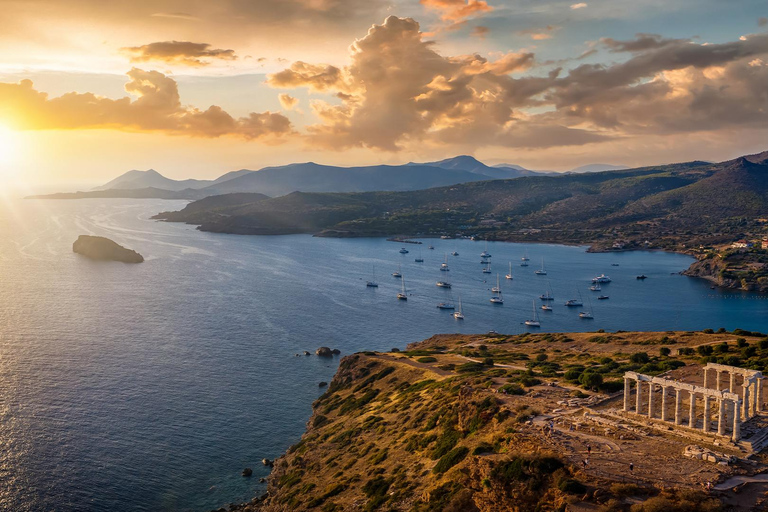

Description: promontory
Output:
[72,235,144,263]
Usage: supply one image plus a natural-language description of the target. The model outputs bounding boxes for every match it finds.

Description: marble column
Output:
[743,384,750,421]
[730,372,735,393]
[675,389,683,425]
[636,379,643,413]
[717,399,726,435]
[648,384,655,418]
[757,378,763,413]
[703,396,711,433]
[716,371,722,391]
[703,368,708,388]
[689,391,696,428]
[733,400,741,442]
[623,378,630,412]
[661,386,669,421]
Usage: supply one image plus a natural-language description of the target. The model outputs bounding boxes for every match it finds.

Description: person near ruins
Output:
[629,462,634,474]
[587,444,591,455]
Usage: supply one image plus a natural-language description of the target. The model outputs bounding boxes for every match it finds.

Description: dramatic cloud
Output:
[122,41,237,66]
[421,0,493,22]
[266,17,768,153]
[0,69,292,140]
[570,3,588,9]
[278,94,299,109]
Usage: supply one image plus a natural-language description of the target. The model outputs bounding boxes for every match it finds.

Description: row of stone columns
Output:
[623,377,742,442]
[703,366,763,420]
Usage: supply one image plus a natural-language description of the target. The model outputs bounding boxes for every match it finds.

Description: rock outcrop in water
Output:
[72,235,144,263]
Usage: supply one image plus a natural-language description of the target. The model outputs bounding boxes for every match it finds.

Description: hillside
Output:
[229,330,768,512]
[155,158,761,250]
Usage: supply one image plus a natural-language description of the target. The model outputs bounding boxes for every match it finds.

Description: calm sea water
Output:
[1,198,768,511]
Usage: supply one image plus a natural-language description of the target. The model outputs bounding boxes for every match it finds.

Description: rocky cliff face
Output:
[224,332,733,512]
[72,235,144,263]
[683,254,768,292]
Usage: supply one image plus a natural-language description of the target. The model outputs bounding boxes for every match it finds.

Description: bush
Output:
[456,362,485,373]
[433,446,469,474]
[499,383,525,395]
[659,347,671,357]
[702,329,714,334]
[558,478,586,494]
[483,357,494,366]
[564,368,583,381]
[630,352,650,364]
[430,430,460,459]
[417,356,437,363]
[536,353,548,362]
[697,345,713,356]
[736,338,748,348]
[579,371,603,389]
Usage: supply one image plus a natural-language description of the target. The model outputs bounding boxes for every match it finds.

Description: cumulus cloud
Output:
[421,0,493,22]
[122,41,237,66]
[279,94,299,109]
[570,3,587,9]
[265,16,768,153]
[0,68,292,140]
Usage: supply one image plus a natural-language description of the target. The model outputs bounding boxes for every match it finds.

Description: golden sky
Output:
[0,0,767,187]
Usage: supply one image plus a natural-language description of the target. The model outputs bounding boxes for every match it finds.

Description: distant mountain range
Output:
[29,156,631,200]
[152,151,768,251]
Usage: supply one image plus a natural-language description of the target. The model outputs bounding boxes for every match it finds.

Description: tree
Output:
[579,371,603,389]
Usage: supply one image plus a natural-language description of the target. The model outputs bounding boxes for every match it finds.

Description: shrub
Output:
[736,338,748,348]
[433,446,469,474]
[659,347,671,357]
[536,353,548,362]
[417,356,437,363]
[579,371,603,389]
[702,329,714,334]
[558,478,586,494]
[564,368,583,381]
[630,352,649,364]
[499,383,525,395]
[483,357,494,366]
[430,430,460,459]
[697,345,714,356]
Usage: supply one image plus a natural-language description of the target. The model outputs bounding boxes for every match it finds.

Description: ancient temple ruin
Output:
[622,363,764,443]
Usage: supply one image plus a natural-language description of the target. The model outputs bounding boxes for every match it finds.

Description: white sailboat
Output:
[505,262,513,280]
[436,280,452,288]
[482,262,492,274]
[491,274,501,293]
[540,282,554,301]
[521,250,530,261]
[392,264,402,278]
[579,296,594,319]
[397,276,407,300]
[453,296,464,319]
[366,265,378,287]
[440,254,450,271]
[490,289,503,304]
[480,241,491,258]
[565,290,584,307]
[525,301,541,327]
[415,248,424,263]
[589,283,601,291]
[534,258,547,275]
[541,304,553,311]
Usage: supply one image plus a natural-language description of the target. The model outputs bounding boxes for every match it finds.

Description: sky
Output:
[0,0,766,188]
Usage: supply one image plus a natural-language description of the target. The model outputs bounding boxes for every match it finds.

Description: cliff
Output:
[223,331,768,512]
[72,235,144,263]
[683,252,768,292]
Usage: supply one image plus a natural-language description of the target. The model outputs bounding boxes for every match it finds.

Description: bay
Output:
[1,198,767,511]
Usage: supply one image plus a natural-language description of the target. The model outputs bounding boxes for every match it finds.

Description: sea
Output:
[1,198,767,511]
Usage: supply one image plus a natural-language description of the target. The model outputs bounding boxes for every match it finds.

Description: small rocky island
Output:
[72,235,144,263]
